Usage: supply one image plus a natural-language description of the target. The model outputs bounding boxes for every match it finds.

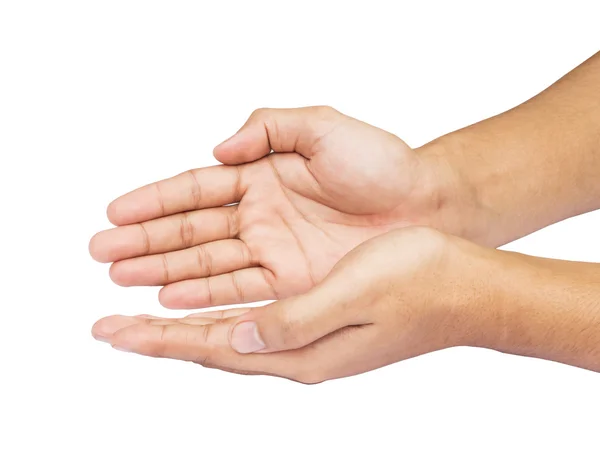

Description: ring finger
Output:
[109,239,256,286]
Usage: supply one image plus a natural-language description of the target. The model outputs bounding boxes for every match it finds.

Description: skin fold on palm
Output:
[89,106,452,309]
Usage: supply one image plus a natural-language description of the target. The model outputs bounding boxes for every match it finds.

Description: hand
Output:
[90,107,474,309]
[91,227,499,383]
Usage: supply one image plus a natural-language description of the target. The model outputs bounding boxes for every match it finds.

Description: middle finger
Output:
[109,238,257,287]
[90,205,239,263]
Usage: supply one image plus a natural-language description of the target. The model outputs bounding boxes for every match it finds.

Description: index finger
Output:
[107,165,244,226]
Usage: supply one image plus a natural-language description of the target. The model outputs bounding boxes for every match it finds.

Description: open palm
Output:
[90,107,441,308]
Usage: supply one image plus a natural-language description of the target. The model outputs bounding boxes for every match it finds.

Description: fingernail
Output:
[231,322,265,353]
[94,335,111,343]
[112,345,133,353]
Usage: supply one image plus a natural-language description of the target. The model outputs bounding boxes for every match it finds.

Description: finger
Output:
[90,206,238,263]
[107,165,244,226]
[185,308,251,319]
[213,106,346,165]
[92,315,218,341]
[158,267,278,309]
[93,311,250,342]
[228,266,371,354]
[108,239,256,287]
[96,313,378,383]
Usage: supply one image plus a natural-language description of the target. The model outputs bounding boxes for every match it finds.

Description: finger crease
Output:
[196,245,213,277]
[234,165,243,200]
[155,182,166,216]
[231,271,245,302]
[260,268,280,300]
[194,325,213,366]
[205,277,214,307]
[307,117,348,155]
[188,170,203,209]
[161,254,170,283]
[138,223,151,255]
[227,206,240,238]
[180,212,195,247]
[242,242,256,267]
[157,325,167,357]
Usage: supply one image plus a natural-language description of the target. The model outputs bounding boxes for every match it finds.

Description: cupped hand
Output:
[90,106,460,309]
[92,227,500,383]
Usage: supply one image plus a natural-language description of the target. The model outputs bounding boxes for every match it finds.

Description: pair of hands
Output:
[86,106,542,381]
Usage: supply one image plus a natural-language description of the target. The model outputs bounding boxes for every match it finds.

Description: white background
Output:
[1,1,599,449]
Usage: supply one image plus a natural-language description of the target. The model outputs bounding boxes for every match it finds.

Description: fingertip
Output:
[107,195,141,226]
[110,321,158,356]
[92,315,140,342]
[88,232,106,263]
[89,230,119,263]
[106,199,122,226]
[109,261,133,287]
[158,285,186,309]
[158,286,173,308]
[109,326,138,353]
[212,147,229,165]
[214,126,271,165]
[213,143,243,165]
[159,283,214,310]
[213,131,240,162]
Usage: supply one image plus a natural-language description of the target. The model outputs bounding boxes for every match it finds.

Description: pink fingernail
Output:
[231,322,265,354]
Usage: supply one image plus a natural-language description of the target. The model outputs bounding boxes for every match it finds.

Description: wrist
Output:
[483,255,600,370]
[414,136,497,246]
[462,249,535,352]
[422,237,511,350]
[430,239,536,352]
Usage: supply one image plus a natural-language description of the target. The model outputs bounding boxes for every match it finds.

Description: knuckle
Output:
[179,212,195,248]
[239,242,253,267]
[311,105,338,117]
[250,107,270,119]
[195,245,213,277]
[226,206,239,238]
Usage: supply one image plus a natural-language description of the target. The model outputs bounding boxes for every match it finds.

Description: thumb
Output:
[228,276,366,354]
[213,106,345,165]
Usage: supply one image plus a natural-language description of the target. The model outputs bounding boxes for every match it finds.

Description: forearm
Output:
[474,251,600,372]
[419,51,600,246]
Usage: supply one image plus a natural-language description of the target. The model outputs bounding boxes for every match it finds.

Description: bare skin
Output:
[92,228,600,382]
[90,53,600,311]
[90,52,600,380]
[90,106,472,308]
